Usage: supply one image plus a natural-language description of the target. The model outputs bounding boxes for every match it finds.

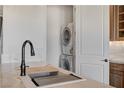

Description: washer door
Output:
[62,27,71,46]
[59,55,70,71]
[63,57,70,70]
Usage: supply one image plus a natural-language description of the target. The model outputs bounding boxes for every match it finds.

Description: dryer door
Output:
[62,27,71,46]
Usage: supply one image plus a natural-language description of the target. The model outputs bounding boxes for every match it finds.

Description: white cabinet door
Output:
[75,5,109,84]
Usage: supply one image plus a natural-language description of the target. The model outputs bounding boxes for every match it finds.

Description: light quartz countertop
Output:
[0,62,112,88]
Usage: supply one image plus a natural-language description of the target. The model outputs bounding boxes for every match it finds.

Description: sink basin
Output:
[28,71,82,87]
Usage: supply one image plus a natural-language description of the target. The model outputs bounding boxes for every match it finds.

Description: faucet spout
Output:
[20,40,35,76]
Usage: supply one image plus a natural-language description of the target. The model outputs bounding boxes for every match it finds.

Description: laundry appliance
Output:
[59,23,75,72]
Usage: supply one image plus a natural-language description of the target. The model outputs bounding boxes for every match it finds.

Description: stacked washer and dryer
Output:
[59,23,75,72]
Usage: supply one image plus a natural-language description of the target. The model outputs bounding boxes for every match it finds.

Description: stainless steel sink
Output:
[28,71,82,87]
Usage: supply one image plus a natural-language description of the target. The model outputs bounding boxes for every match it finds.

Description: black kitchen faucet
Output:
[20,40,35,76]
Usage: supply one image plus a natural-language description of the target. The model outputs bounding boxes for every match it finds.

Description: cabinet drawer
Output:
[110,69,123,76]
[110,73,124,87]
[110,63,124,71]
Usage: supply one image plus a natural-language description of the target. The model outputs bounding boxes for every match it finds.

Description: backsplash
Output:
[109,41,124,59]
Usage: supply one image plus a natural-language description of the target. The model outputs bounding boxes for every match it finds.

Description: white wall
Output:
[0,6,3,16]
[2,6,47,63]
[47,6,73,66]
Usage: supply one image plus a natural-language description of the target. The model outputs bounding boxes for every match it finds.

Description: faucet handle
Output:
[20,65,30,76]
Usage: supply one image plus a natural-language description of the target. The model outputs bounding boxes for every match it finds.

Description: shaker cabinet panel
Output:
[110,62,124,88]
[110,72,123,88]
